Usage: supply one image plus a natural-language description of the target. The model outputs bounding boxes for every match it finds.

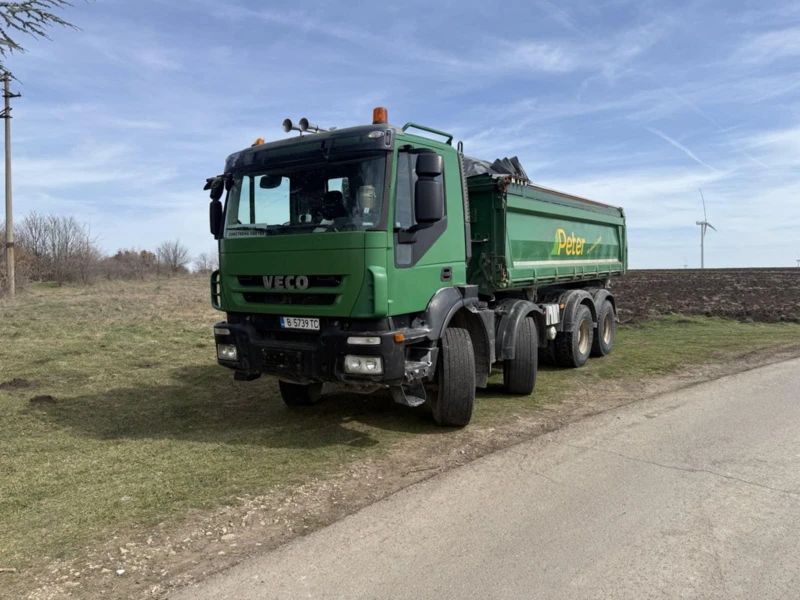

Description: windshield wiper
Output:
[276,223,318,229]
[228,225,274,234]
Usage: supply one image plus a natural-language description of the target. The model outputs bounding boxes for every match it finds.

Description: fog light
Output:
[217,344,238,361]
[214,327,231,335]
[344,355,383,375]
[347,336,380,346]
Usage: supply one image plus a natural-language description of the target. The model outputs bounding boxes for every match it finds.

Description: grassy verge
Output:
[1,277,799,575]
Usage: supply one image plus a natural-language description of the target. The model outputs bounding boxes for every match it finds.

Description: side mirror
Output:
[204,177,225,201]
[414,153,444,224]
[259,174,283,189]
[210,199,223,238]
[416,153,443,177]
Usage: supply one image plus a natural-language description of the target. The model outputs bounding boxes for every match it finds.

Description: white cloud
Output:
[735,27,800,65]
[645,127,720,172]
[535,0,582,34]
[503,42,579,73]
[134,48,182,71]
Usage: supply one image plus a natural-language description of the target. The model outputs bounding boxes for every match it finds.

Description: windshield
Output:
[224,156,386,237]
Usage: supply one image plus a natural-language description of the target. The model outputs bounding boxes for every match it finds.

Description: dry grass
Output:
[1,275,799,585]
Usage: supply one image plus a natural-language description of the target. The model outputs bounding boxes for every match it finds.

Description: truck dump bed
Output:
[465,168,627,295]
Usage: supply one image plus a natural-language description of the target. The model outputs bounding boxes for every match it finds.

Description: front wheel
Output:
[279,381,323,406]
[503,317,538,395]
[431,327,476,427]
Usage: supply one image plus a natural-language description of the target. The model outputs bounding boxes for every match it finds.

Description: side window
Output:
[235,176,252,224]
[394,149,446,268]
[327,177,345,193]
[394,153,416,229]
[394,151,445,230]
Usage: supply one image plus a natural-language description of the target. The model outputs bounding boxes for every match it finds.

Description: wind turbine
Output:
[696,189,717,269]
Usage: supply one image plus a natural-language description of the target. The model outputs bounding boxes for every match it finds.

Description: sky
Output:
[2,0,800,268]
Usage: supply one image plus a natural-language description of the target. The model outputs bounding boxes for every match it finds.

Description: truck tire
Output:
[431,327,476,427]
[503,317,538,395]
[591,300,615,357]
[279,381,323,406]
[555,304,593,368]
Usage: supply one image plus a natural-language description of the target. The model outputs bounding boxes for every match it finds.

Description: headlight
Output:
[217,344,238,361]
[346,336,381,346]
[214,327,231,335]
[344,355,383,375]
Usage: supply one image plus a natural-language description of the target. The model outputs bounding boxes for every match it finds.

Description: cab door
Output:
[387,143,467,316]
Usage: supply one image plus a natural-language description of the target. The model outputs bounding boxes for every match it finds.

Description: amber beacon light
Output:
[372,106,388,125]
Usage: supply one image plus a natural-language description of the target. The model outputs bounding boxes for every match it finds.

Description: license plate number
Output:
[280,316,320,331]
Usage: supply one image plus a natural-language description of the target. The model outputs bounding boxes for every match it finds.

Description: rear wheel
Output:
[503,317,538,395]
[591,300,616,357]
[279,381,323,406]
[431,327,476,427]
[555,304,593,368]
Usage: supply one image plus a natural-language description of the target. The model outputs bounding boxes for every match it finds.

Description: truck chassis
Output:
[214,281,616,427]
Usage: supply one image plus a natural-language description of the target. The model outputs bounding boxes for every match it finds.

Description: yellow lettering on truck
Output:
[553,228,587,256]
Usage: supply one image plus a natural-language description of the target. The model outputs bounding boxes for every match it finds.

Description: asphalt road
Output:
[174,358,800,600]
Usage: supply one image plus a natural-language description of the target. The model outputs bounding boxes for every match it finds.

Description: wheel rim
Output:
[578,319,590,355]
[603,312,613,344]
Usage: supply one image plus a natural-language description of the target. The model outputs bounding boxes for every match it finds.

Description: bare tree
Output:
[156,239,190,276]
[43,214,99,284]
[193,251,218,274]
[16,210,47,279]
[0,1,77,72]
[135,249,157,280]
[0,217,30,291]
[11,212,101,284]
[101,248,157,280]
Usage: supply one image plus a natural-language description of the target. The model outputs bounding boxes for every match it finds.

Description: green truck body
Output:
[206,113,627,426]
[466,176,626,295]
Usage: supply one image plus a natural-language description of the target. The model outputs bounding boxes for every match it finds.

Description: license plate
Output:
[280,316,320,331]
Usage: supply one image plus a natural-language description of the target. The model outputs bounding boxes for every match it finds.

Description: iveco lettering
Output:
[204,107,627,426]
[263,275,309,290]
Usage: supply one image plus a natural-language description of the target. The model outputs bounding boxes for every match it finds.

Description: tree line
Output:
[1,212,217,292]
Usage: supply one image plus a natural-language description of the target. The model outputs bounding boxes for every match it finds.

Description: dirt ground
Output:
[21,345,800,600]
[610,268,800,323]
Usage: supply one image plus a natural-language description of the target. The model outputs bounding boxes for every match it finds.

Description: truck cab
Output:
[206,108,626,426]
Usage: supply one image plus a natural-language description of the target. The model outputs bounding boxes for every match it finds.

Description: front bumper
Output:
[213,319,410,385]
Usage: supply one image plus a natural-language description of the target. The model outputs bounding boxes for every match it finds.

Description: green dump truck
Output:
[205,108,627,426]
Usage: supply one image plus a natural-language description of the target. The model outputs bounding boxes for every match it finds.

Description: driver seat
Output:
[321,191,348,220]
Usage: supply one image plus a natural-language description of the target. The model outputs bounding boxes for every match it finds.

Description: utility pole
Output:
[796,259,800,268]
[2,72,20,297]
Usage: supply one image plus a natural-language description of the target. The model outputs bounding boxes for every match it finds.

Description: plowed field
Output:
[610,268,800,323]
